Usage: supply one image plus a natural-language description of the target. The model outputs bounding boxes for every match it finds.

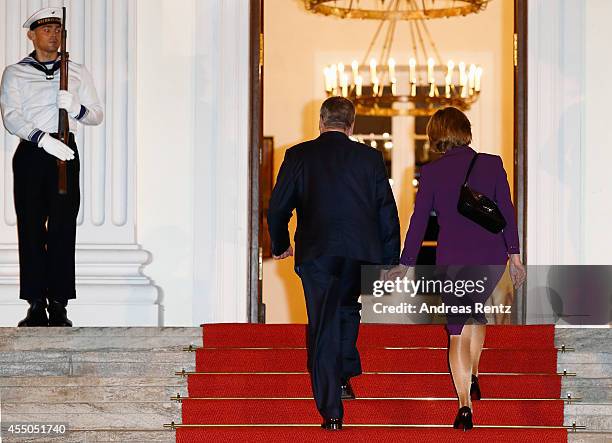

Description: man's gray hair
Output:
[320,96,355,131]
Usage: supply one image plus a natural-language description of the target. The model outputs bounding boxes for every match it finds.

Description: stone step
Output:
[0,337,200,352]
[557,363,612,379]
[556,328,611,435]
[0,376,186,387]
[567,432,612,443]
[1,402,180,429]
[0,351,194,363]
[0,361,193,377]
[555,329,612,352]
[0,349,195,377]
[0,430,174,443]
[558,352,612,365]
[0,327,201,351]
[564,403,612,433]
[0,385,186,403]
[562,378,612,403]
[0,327,202,337]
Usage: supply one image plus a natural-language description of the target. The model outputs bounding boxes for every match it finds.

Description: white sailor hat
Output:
[23,7,63,30]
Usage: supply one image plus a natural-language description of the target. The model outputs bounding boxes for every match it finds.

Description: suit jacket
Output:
[400,145,520,266]
[267,131,400,265]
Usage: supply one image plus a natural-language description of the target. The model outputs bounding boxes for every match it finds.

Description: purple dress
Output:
[399,145,520,334]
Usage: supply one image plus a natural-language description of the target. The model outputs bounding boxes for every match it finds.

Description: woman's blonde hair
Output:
[426,107,472,153]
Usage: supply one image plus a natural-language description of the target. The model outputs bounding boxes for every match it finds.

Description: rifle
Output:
[57,6,69,195]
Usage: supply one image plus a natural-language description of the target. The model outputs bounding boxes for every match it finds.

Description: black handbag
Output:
[457,153,507,234]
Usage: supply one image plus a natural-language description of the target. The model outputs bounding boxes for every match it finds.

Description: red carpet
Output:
[200,324,555,349]
[176,324,567,442]
[195,348,557,373]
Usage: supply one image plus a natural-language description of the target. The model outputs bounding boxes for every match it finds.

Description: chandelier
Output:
[305,0,490,20]
[321,1,483,117]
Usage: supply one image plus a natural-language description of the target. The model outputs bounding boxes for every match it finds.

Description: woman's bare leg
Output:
[448,326,473,408]
[470,324,486,377]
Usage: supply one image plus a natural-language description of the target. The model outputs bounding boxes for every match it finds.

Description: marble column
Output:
[527,0,585,267]
[525,0,586,325]
[0,0,158,326]
[192,0,250,324]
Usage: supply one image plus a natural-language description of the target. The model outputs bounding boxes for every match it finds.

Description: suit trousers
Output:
[13,135,80,303]
[295,256,363,420]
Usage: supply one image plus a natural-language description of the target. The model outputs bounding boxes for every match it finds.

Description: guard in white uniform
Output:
[0,7,103,326]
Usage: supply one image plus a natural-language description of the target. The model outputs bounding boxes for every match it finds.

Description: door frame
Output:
[247,0,265,323]
[514,0,528,323]
[246,1,529,324]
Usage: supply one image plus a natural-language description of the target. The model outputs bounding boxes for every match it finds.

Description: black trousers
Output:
[13,135,80,303]
[295,256,363,420]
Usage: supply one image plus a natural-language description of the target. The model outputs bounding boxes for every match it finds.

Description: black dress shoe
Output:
[321,418,342,430]
[470,374,482,400]
[17,300,49,327]
[48,300,73,327]
[341,380,356,400]
[453,406,473,431]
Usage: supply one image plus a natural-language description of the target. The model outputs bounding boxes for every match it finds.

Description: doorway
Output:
[248,0,528,323]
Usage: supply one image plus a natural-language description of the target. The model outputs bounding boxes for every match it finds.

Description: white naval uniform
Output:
[0,53,103,304]
[0,53,103,143]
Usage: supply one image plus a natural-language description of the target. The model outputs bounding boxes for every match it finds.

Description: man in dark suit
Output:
[267,97,400,430]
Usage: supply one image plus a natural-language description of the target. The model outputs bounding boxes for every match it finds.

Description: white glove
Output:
[38,133,75,161]
[57,90,81,116]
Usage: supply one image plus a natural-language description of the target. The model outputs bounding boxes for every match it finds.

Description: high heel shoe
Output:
[453,406,473,431]
[470,374,482,400]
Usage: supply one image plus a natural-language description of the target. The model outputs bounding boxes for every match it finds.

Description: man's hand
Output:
[509,254,526,289]
[57,90,81,116]
[38,133,74,161]
[273,246,294,260]
[382,264,413,283]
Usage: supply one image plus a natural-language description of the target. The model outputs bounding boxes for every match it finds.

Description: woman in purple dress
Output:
[386,108,526,430]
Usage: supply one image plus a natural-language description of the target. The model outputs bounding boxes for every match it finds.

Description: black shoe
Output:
[453,406,473,431]
[321,418,342,431]
[470,374,482,401]
[17,300,49,327]
[341,380,356,400]
[48,300,73,327]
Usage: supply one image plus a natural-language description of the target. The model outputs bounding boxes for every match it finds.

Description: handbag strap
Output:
[462,153,480,186]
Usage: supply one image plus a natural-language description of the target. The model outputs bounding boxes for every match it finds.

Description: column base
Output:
[0,246,160,326]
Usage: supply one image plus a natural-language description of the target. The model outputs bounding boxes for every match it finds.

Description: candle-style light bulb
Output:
[355,75,363,97]
[458,62,466,86]
[445,75,451,98]
[409,57,416,84]
[475,66,483,92]
[341,73,348,97]
[388,57,396,81]
[370,58,377,82]
[391,77,397,96]
[331,64,338,94]
[427,58,435,84]
[351,60,359,82]
[447,60,454,81]
[468,64,476,94]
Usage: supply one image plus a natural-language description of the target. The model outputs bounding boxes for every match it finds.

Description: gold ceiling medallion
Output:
[321,0,485,117]
[304,0,490,20]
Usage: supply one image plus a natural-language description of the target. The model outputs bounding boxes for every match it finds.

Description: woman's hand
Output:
[509,254,526,289]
